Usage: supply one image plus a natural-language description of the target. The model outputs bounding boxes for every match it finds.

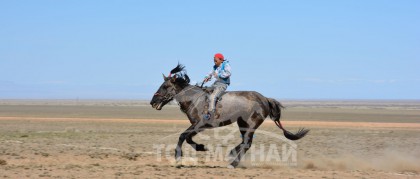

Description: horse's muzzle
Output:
[151,102,163,110]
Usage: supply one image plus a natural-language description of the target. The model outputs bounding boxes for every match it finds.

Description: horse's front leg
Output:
[175,128,192,161]
[175,120,206,161]
[186,133,207,151]
[185,118,208,151]
[175,136,184,161]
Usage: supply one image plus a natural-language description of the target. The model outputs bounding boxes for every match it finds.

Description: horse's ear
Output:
[162,73,169,81]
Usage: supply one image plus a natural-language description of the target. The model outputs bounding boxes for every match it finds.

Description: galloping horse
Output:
[150,64,309,168]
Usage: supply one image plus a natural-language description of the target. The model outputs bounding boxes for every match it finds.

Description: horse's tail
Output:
[266,98,309,140]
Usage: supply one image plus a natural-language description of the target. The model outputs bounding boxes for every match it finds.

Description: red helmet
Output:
[214,53,224,60]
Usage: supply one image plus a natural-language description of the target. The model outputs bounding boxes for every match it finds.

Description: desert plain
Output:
[0,99,419,178]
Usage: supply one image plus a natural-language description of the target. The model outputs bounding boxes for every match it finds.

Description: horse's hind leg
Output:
[229,130,256,168]
[228,117,247,157]
[228,113,264,168]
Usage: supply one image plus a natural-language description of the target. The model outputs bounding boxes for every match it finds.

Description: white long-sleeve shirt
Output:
[205,61,231,85]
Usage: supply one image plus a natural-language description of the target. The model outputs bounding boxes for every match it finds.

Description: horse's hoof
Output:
[227,165,235,169]
[196,144,208,151]
[229,160,239,168]
[174,158,182,168]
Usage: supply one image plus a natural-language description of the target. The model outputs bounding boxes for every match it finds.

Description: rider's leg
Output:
[206,83,227,119]
[208,91,217,113]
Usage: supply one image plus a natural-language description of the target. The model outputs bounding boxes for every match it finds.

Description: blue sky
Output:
[1,1,419,99]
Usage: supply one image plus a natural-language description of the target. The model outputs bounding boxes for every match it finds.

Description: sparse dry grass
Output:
[0,100,419,178]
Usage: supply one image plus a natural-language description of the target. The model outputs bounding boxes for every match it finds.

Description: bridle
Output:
[154,84,204,114]
[153,82,195,102]
[154,87,176,103]
[153,92,174,102]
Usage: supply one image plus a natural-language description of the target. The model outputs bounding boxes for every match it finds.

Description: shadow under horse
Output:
[150,64,309,168]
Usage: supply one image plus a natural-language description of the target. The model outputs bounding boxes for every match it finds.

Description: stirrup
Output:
[203,110,214,120]
[203,113,211,120]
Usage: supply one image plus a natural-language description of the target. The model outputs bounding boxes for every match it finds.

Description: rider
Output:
[203,53,231,120]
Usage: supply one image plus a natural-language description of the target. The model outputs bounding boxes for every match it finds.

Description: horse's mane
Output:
[170,63,185,74]
[170,63,190,86]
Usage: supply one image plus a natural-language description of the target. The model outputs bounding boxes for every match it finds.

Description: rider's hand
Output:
[204,77,210,82]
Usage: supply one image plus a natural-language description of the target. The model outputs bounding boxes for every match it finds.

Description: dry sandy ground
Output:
[0,100,419,178]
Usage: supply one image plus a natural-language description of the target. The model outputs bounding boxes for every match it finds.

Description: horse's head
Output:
[150,64,190,110]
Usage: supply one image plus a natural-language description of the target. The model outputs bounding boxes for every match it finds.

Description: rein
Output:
[175,86,206,115]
